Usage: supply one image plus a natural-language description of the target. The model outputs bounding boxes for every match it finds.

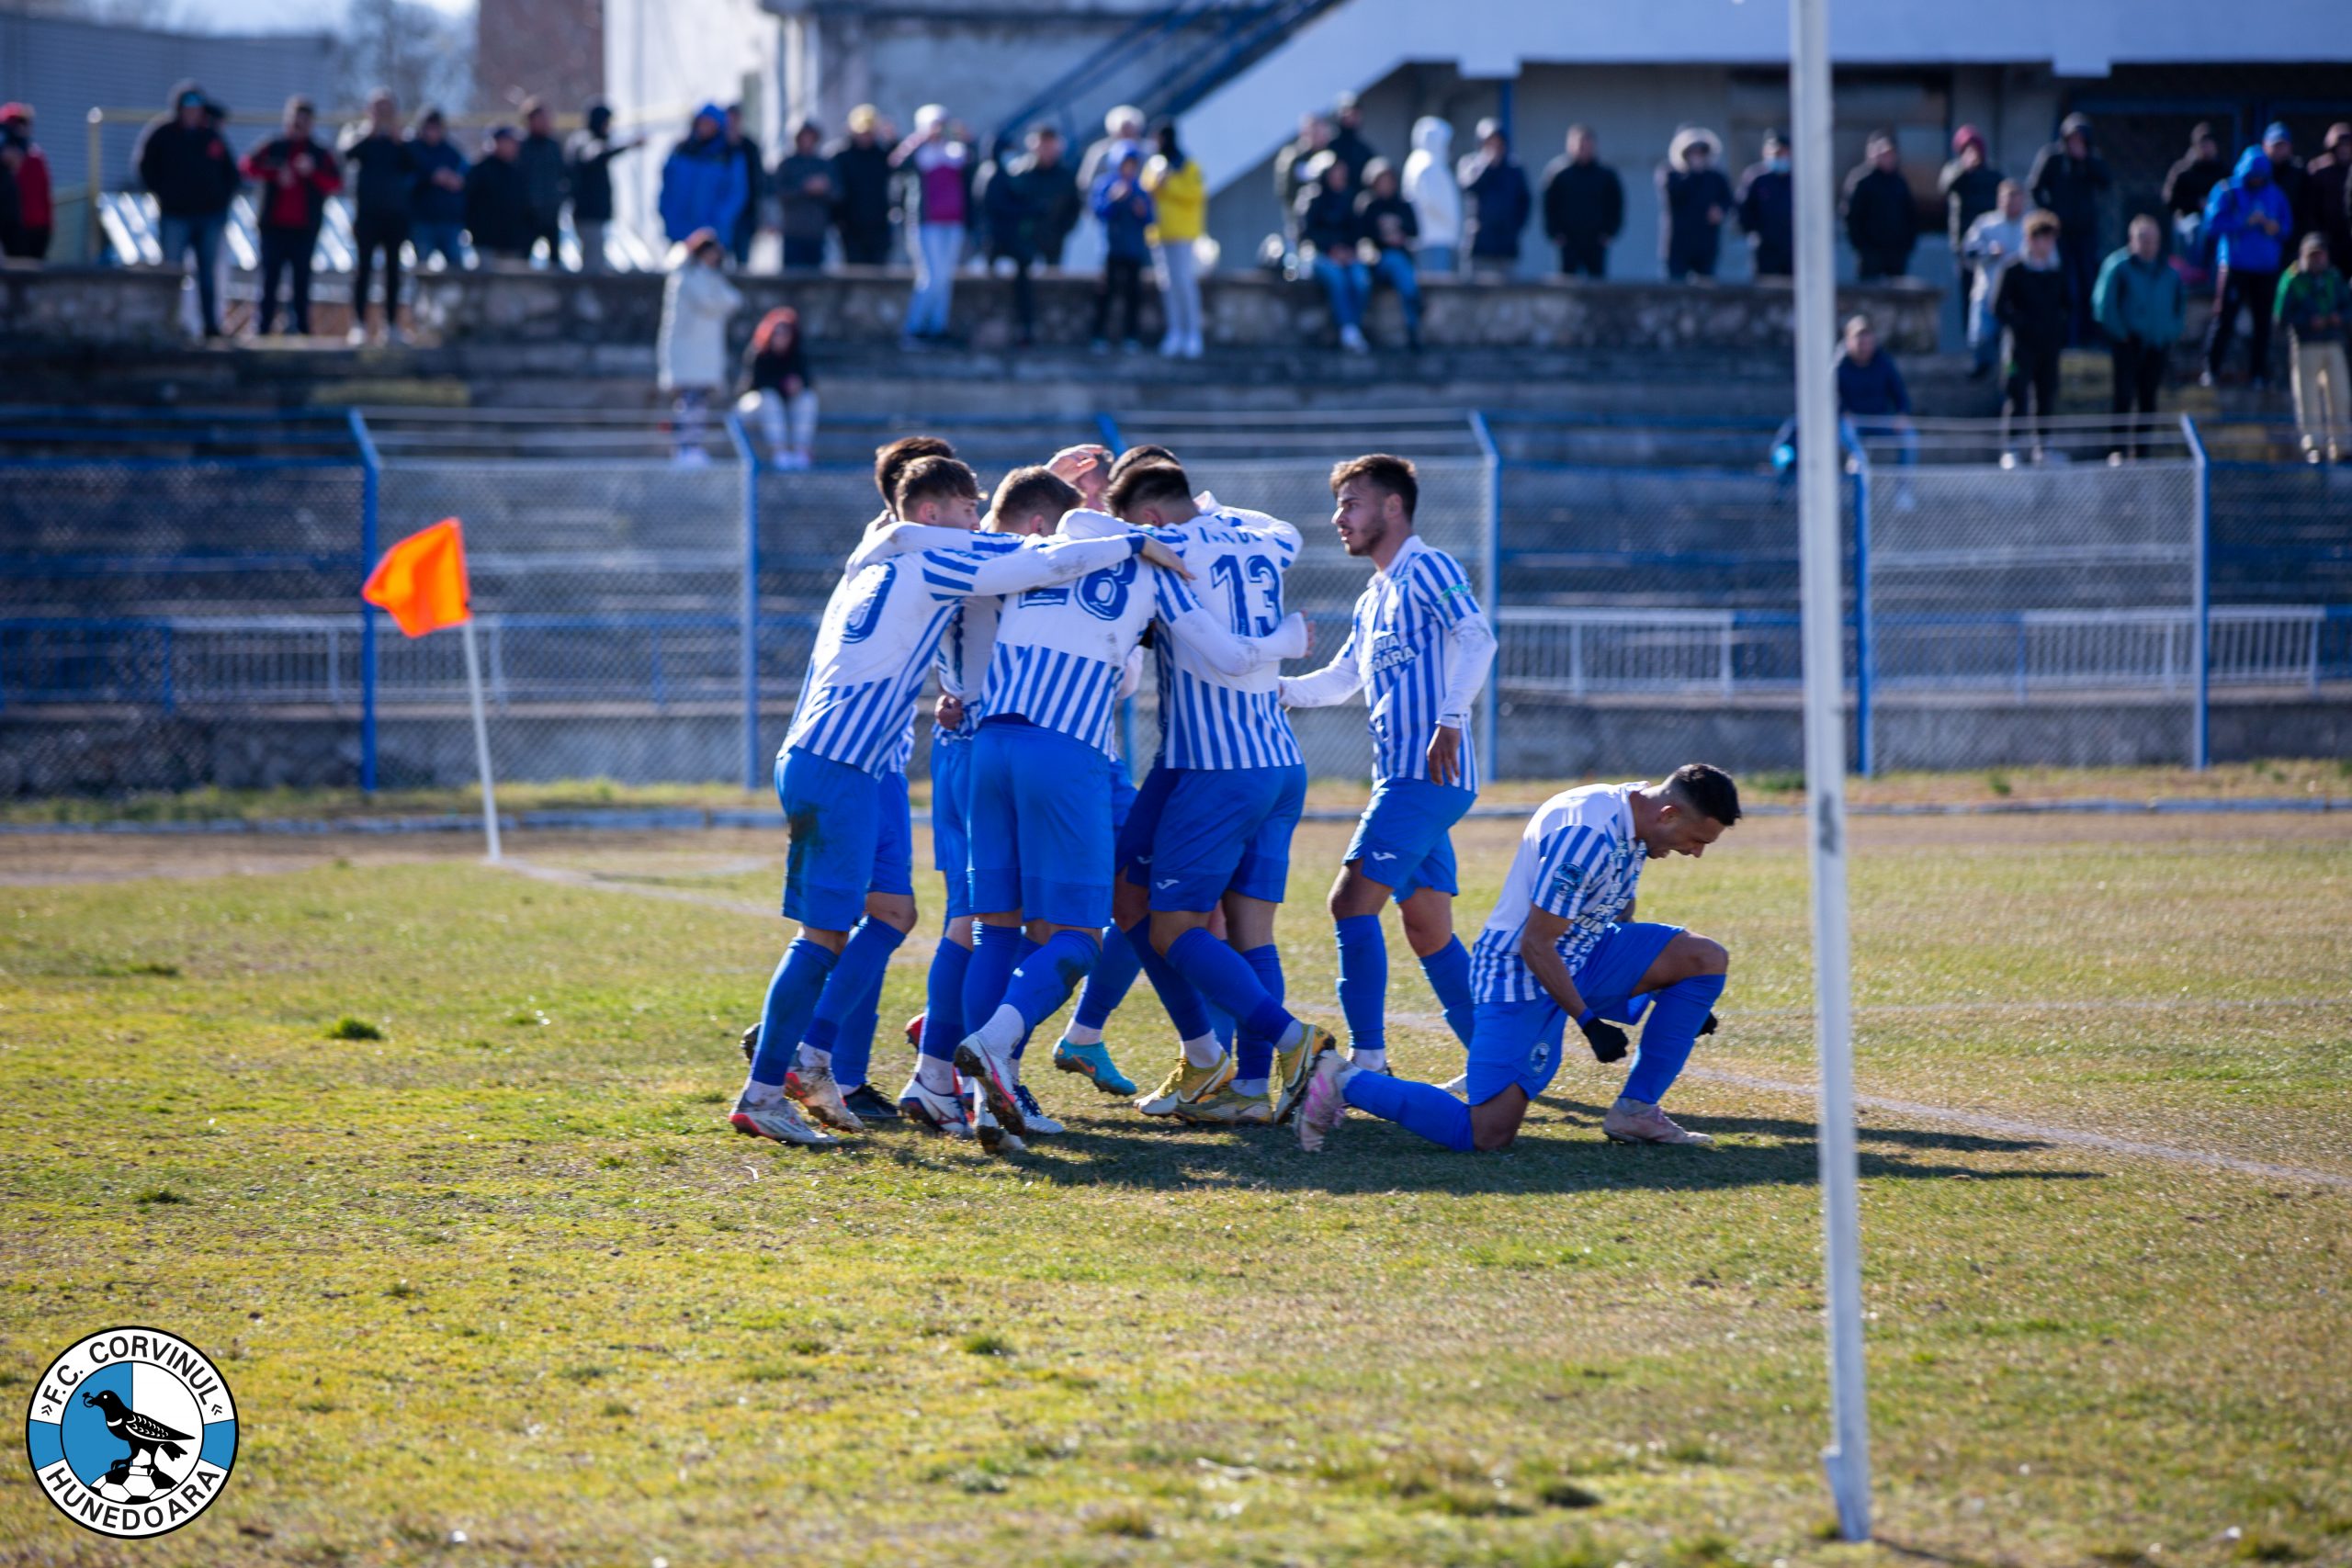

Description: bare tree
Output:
[336,0,473,117]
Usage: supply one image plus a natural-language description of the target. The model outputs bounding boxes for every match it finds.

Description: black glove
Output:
[1698,1011,1718,1037]
[1578,1013,1629,1064]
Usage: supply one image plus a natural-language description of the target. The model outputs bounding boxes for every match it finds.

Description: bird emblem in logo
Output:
[23,1326,237,1539]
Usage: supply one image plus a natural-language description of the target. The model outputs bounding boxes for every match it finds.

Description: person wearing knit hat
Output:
[1939,124,2001,322]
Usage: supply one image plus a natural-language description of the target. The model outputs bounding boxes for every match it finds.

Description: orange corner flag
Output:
[362,518,471,638]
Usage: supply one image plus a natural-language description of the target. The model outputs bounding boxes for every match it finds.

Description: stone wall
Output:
[0,266,187,349]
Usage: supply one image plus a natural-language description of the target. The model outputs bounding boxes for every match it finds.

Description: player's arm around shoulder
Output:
[845,520,1013,573]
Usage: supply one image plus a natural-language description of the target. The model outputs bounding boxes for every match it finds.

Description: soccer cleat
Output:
[1600,1098,1714,1146]
[1295,1051,1351,1153]
[1272,1025,1340,1126]
[1135,1048,1235,1117]
[953,1035,1028,1135]
[842,1083,902,1122]
[896,1075,973,1137]
[786,1057,865,1134]
[972,1102,1028,1156]
[729,1092,841,1148]
[1052,1039,1137,1097]
[1012,1082,1064,1136]
[1176,1086,1273,1126]
[738,1021,761,1065]
[1440,1073,1469,1099]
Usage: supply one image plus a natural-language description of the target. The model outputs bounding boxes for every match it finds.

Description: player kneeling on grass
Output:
[1296,764,1741,1153]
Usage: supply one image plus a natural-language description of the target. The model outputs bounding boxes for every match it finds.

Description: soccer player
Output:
[729,456,1175,1147]
[954,497,1306,1153]
[1279,454,1497,1080]
[1295,764,1742,1153]
[1103,460,1338,1126]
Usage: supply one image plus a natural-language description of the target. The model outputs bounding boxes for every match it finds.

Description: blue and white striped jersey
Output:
[781,531,1142,776]
[1148,505,1305,770]
[1283,536,1487,790]
[1469,783,1646,1005]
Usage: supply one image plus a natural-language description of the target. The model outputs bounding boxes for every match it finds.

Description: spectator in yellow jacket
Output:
[1145,123,1206,358]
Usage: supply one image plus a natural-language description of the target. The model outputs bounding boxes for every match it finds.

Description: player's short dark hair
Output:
[894,455,981,517]
[1107,444,1180,486]
[990,466,1080,527]
[1105,460,1193,516]
[876,435,956,509]
[1667,762,1742,827]
[1329,452,1418,519]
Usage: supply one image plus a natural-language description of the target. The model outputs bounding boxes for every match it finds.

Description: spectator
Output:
[241,96,342,336]
[2163,122,2227,271]
[978,125,1080,347]
[1356,157,1423,351]
[829,106,895,265]
[464,126,535,266]
[2306,125,2352,287]
[1329,93,1376,187]
[1834,314,1917,465]
[1658,126,1732,281]
[2262,124,2308,248]
[1295,150,1367,352]
[1078,103,1146,265]
[2093,214,2187,456]
[1994,211,2071,460]
[892,105,974,348]
[1961,178,2029,379]
[517,98,568,268]
[738,306,818,469]
[0,104,52,260]
[1842,131,1917,280]
[339,89,415,344]
[2201,148,2293,389]
[1735,130,1794,278]
[659,105,749,250]
[1542,124,1623,278]
[565,101,636,274]
[1939,126,2001,318]
[657,228,742,465]
[2274,233,2349,462]
[1402,116,1460,275]
[1274,112,1336,243]
[1091,141,1154,354]
[1146,122,1206,358]
[723,105,763,266]
[133,81,240,338]
[771,118,833,272]
[2027,113,2110,344]
[1457,118,1530,279]
[407,107,469,270]
[0,133,19,256]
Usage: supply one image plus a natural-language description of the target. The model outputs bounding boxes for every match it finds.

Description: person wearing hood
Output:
[1456,118,1530,278]
[516,98,568,268]
[659,228,743,464]
[0,104,53,260]
[1842,131,1917,280]
[1658,127,1733,281]
[1939,126,2001,316]
[771,118,833,272]
[829,105,896,265]
[465,126,536,265]
[1994,211,2071,459]
[1736,130,1794,278]
[2260,125,2308,248]
[2094,215,2187,456]
[738,306,818,469]
[566,101,639,274]
[2274,232,2350,462]
[892,104,975,346]
[339,90,415,343]
[2305,125,2352,287]
[1961,179,2029,378]
[241,96,342,336]
[1542,125,1623,278]
[1402,116,1460,274]
[1146,122,1207,358]
[2164,122,2227,274]
[2202,148,2294,388]
[660,105,749,249]
[2027,112,2111,344]
[133,81,240,336]
[407,108,469,270]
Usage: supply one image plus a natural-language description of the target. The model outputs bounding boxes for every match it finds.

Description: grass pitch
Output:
[2,794,2347,1566]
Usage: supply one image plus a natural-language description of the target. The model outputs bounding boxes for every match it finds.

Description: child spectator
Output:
[1091,141,1154,353]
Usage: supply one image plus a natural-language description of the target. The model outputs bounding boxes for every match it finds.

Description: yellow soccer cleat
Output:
[1134,1048,1234,1117]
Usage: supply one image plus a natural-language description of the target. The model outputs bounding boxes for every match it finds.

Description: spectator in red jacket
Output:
[0,104,53,260]
[240,96,343,336]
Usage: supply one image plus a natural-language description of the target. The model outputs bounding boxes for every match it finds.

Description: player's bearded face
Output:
[1330,481,1392,557]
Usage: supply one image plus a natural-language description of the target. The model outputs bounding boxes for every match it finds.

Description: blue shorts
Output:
[1111,762,1138,832]
[1120,762,1307,913]
[967,719,1115,929]
[1345,775,1475,901]
[775,749,914,931]
[931,735,975,918]
[1462,920,1684,1106]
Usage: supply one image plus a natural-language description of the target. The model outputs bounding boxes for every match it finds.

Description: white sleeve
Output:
[1278,627,1363,708]
[845,521,981,573]
[1437,610,1497,727]
[1116,644,1146,700]
[1165,605,1295,679]
[961,533,1136,598]
[1054,507,1129,541]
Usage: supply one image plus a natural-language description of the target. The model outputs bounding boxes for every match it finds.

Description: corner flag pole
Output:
[1790,0,1871,1540]
[460,616,503,863]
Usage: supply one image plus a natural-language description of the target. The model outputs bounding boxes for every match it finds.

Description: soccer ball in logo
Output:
[96,1456,174,1506]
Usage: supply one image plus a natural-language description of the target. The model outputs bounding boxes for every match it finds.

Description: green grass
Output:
[1,803,2346,1564]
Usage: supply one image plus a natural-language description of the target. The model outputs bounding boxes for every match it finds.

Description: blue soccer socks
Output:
[1623,972,1727,1105]
[749,938,839,1088]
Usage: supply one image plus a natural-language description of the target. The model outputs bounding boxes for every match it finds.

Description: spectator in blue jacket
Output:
[407,107,469,268]
[1089,141,1153,353]
[1456,118,1531,278]
[659,105,748,249]
[1834,313,1916,465]
[2202,147,2295,388]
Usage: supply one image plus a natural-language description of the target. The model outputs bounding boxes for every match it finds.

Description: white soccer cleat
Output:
[1600,1098,1714,1146]
[954,1034,1029,1134]
[897,1075,973,1138]
[729,1092,841,1148]
[972,1102,1028,1156]
[786,1057,865,1134]
[1012,1082,1064,1135]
